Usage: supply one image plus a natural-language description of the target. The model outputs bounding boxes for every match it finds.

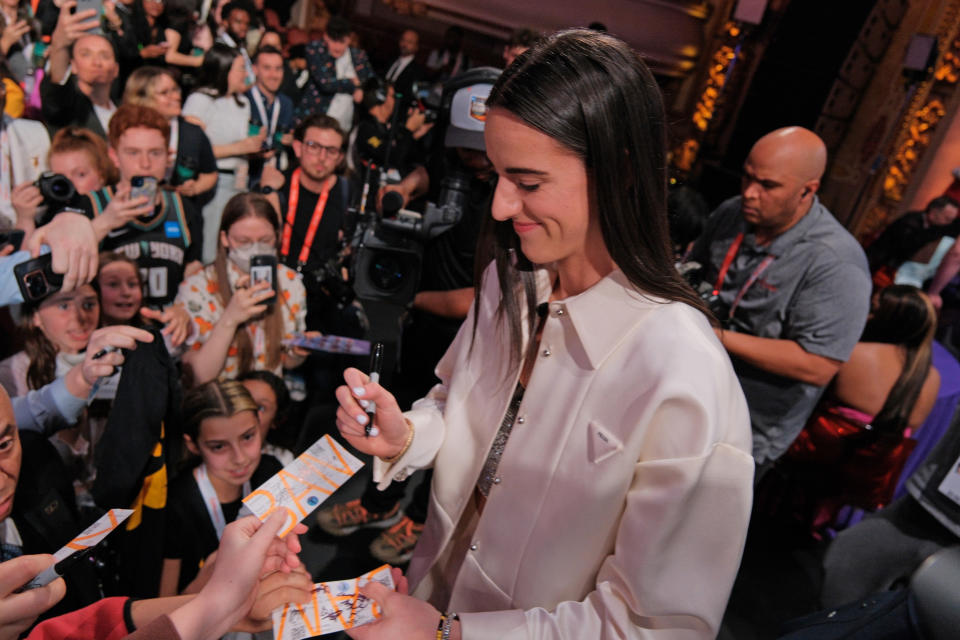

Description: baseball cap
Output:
[444,83,494,151]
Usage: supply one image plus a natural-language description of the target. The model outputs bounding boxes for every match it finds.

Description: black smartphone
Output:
[14,254,63,303]
[0,229,25,252]
[249,254,277,306]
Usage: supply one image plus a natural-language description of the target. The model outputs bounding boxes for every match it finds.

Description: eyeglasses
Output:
[154,86,181,98]
[302,141,342,157]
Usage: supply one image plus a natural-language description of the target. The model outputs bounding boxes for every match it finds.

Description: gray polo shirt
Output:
[688,196,871,464]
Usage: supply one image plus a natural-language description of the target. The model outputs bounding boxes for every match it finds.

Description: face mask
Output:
[229,242,275,272]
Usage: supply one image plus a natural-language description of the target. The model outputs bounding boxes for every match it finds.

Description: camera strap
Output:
[713,232,777,319]
[280,169,334,269]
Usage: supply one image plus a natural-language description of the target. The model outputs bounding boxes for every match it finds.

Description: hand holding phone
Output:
[249,255,277,307]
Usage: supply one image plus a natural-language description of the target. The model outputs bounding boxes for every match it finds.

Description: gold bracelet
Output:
[381,419,414,464]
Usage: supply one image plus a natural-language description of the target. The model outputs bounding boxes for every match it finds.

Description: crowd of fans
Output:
[0,1,957,638]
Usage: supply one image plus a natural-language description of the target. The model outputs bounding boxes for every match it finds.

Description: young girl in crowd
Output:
[176,192,309,385]
[183,43,265,262]
[160,379,282,595]
[96,251,193,349]
[0,286,104,503]
[11,127,116,233]
[238,370,296,465]
[334,30,753,638]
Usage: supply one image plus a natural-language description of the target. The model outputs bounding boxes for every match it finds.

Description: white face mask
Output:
[228,241,275,272]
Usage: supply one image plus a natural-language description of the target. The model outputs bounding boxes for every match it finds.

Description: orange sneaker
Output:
[315,499,402,536]
[369,515,424,564]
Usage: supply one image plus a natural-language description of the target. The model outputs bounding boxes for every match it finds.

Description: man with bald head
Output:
[40,0,119,139]
[687,127,871,472]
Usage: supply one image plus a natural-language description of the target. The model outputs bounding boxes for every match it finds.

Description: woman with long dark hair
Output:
[183,43,265,261]
[176,192,309,386]
[771,285,940,528]
[333,30,753,638]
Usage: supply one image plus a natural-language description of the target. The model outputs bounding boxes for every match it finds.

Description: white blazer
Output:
[375,263,755,639]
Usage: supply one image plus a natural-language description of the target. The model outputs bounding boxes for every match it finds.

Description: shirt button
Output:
[555,308,565,317]
[470,543,478,551]
[516,415,525,424]
[542,347,551,357]
[493,477,501,484]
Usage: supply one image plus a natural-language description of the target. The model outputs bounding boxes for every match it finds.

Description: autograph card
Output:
[54,508,133,562]
[243,434,364,537]
[272,565,394,639]
[283,334,371,356]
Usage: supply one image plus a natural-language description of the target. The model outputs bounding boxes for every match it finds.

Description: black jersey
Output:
[88,187,203,306]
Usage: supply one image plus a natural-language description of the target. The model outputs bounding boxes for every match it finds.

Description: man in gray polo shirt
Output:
[687,127,871,470]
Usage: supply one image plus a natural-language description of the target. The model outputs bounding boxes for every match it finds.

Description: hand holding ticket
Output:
[21,509,133,590]
[272,565,395,639]
[243,435,363,537]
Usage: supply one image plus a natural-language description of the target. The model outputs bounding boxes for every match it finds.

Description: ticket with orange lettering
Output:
[23,508,133,590]
[243,434,364,537]
[272,565,394,639]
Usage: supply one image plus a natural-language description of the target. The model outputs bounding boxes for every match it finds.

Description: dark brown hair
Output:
[476,29,712,368]
[862,285,937,434]
[214,193,285,374]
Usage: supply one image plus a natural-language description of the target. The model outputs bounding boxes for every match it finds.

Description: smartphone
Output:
[14,254,64,303]
[73,0,103,34]
[0,229,25,252]
[129,176,158,215]
[249,254,277,306]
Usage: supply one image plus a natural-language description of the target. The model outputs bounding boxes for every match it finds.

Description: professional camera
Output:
[346,67,502,345]
[35,172,77,208]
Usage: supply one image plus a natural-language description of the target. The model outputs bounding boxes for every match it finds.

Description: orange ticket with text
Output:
[243,434,364,537]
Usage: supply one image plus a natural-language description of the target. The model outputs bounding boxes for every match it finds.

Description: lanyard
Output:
[194,463,251,540]
[280,169,334,268]
[250,86,281,138]
[165,117,179,182]
[712,232,777,319]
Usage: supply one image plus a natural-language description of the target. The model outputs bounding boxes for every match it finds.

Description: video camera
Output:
[342,67,501,344]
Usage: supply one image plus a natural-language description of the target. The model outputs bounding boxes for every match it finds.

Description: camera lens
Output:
[25,272,47,299]
[50,176,71,198]
[368,253,407,293]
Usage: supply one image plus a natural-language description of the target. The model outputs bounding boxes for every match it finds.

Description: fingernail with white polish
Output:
[358,399,370,409]
[369,427,380,437]
[356,414,368,425]
[353,387,366,396]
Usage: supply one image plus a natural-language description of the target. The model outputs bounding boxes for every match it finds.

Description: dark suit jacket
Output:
[295,41,376,123]
[388,58,426,112]
[40,74,107,139]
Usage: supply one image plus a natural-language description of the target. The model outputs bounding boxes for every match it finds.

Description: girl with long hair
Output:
[331,30,753,638]
[183,43,265,261]
[176,192,309,385]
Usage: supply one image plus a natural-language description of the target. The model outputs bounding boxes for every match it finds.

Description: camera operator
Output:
[314,73,499,566]
[351,77,432,211]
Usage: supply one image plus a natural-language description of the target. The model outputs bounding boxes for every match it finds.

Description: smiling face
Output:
[146,73,182,119]
[187,410,262,499]
[254,51,284,95]
[49,149,106,195]
[227,54,248,95]
[0,391,21,523]
[32,285,100,355]
[98,260,143,323]
[485,108,608,272]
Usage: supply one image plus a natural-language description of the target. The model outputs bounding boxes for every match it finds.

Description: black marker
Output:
[366,342,384,437]
[20,548,93,591]
[86,345,119,405]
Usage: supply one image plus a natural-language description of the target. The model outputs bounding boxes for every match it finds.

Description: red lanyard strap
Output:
[712,231,777,319]
[280,169,333,267]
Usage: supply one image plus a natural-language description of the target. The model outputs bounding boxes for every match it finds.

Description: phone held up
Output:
[250,254,277,307]
[15,254,64,304]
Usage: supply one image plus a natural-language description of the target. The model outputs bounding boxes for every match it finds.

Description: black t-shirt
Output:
[163,455,282,593]
[84,187,203,306]
[276,175,349,272]
[170,117,217,186]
